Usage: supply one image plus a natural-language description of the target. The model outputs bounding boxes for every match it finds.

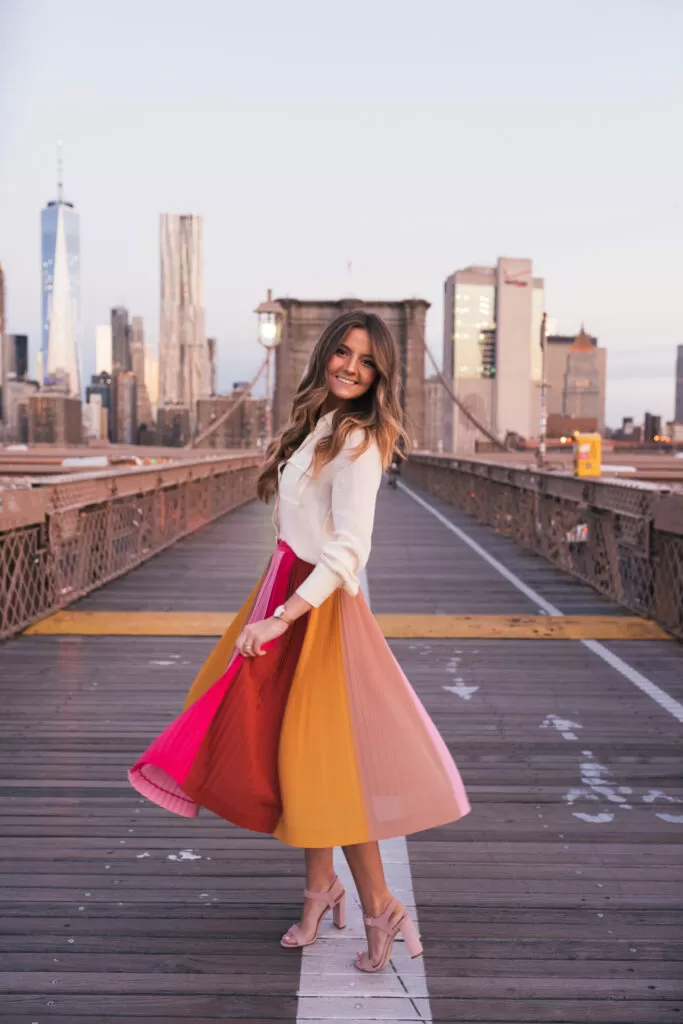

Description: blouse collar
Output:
[316,409,336,428]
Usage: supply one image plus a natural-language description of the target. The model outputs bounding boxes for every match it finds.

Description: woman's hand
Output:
[236,616,289,658]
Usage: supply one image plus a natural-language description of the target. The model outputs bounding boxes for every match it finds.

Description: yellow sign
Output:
[574,432,602,477]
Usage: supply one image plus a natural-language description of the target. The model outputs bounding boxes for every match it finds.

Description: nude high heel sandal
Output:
[354,898,423,972]
[280,875,346,949]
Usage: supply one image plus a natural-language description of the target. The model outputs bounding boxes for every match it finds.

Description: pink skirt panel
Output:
[127,542,297,815]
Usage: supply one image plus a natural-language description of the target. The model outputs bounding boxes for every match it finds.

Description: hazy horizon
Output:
[1,0,681,428]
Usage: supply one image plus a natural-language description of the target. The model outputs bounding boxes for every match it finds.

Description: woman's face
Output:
[325,328,378,405]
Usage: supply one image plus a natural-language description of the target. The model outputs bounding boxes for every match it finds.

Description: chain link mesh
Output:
[405,455,683,638]
[0,457,261,640]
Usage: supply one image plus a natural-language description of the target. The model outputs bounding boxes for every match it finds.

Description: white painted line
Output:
[297,573,432,1022]
[582,640,683,724]
[399,482,561,615]
[399,481,683,725]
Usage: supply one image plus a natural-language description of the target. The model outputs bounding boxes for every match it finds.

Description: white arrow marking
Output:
[443,683,480,701]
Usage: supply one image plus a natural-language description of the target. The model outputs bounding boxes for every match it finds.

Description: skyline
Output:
[1,0,681,427]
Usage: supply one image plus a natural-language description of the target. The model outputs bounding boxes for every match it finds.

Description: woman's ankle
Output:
[306,871,337,894]
[362,890,395,919]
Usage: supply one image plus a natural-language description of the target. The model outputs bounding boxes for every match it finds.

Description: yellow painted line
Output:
[24,611,673,640]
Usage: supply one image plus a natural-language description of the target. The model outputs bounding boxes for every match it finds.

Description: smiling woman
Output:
[129,310,470,973]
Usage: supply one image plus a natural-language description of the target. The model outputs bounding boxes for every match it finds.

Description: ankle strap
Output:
[303,876,342,907]
[363,897,399,933]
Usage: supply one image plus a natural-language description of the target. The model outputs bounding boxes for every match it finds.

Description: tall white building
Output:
[158,213,208,427]
[41,158,81,397]
[95,325,112,375]
[442,258,544,452]
[144,345,159,413]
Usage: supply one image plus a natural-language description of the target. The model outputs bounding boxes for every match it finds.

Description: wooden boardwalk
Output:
[1,480,682,1023]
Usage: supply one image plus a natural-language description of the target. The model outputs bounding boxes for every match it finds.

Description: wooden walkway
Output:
[1,480,682,1022]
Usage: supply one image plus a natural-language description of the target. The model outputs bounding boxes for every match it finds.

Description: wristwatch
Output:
[272,604,293,625]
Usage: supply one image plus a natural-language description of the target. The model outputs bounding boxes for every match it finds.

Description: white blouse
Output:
[275,410,383,608]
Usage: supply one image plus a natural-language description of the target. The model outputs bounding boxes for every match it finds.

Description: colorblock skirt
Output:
[128,541,470,848]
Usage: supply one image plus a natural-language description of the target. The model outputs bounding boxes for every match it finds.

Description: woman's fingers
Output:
[237,630,254,657]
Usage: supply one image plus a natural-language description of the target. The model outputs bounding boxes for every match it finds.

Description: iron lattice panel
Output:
[404,456,683,639]
[0,460,261,640]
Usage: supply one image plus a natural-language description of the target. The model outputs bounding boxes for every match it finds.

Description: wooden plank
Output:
[0,995,299,1018]
[24,610,672,640]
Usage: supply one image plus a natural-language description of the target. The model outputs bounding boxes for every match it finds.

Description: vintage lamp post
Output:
[254,289,285,446]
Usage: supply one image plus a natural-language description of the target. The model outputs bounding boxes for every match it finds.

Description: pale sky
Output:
[1,0,681,428]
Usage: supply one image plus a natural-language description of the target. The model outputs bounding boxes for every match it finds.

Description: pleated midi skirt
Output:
[128,541,470,848]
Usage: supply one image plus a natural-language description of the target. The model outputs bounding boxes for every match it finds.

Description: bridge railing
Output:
[0,454,261,640]
[404,454,683,639]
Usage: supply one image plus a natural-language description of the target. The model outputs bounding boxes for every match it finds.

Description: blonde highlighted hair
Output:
[257,310,409,503]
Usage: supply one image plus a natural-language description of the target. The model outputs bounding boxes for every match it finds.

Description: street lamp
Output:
[254,288,285,447]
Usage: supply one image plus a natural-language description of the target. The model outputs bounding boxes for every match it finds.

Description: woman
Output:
[129,310,470,972]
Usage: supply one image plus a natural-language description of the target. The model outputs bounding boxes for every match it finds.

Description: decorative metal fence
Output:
[0,454,261,640]
[404,454,683,638]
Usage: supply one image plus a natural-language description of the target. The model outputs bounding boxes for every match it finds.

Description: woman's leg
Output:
[304,846,336,891]
[281,847,337,945]
[342,841,405,963]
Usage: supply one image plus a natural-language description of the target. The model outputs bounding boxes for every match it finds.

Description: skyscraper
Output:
[144,345,159,415]
[158,213,208,428]
[0,263,5,339]
[207,337,217,396]
[41,149,81,396]
[442,259,544,451]
[545,329,606,434]
[95,325,112,375]
[111,306,130,372]
[129,316,152,428]
[675,345,683,425]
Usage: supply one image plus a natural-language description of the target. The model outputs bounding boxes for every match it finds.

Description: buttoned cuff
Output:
[295,562,358,608]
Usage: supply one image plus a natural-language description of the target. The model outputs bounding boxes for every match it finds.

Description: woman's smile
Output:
[326,327,378,404]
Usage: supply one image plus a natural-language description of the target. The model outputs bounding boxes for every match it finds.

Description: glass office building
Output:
[41,196,81,396]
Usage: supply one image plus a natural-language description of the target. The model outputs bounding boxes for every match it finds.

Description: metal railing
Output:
[0,454,261,640]
[404,454,683,638]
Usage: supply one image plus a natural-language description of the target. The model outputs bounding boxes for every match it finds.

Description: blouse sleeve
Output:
[294,432,383,608]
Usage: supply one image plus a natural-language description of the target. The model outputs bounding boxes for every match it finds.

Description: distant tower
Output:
[563,325,602,423]
[111,306,130,372]
[41,142,81,396]
[158,213,208,427]
[676,345,683,425]
[207,337,217,395]
[0,262,5,338]
[129,315,152,427]
[95,324,113,375]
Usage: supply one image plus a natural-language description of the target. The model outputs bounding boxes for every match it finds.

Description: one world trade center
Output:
[41,146,81,396]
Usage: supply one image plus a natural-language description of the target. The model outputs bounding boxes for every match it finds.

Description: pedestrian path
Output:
[0,482,681,1022]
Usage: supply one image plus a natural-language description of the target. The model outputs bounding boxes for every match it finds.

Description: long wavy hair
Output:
[257,310,409,503]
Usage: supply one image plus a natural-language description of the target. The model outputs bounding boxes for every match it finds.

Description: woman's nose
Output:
[345,355,360,376]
